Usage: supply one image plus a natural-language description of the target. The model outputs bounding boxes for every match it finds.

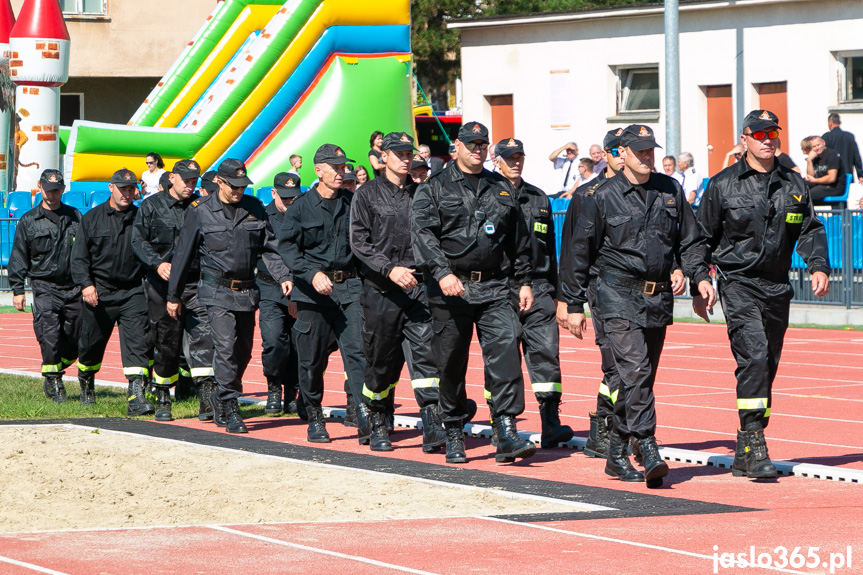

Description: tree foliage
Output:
[411,0,657,108]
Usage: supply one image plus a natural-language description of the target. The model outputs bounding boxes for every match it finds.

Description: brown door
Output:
[758,82,788,153]
[487,95,514,146]
[706,85,733,176]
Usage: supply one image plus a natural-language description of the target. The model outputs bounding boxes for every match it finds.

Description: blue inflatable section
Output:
[212,24,410,167]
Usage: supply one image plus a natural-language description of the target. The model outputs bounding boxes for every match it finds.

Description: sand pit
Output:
[0,425,587,532]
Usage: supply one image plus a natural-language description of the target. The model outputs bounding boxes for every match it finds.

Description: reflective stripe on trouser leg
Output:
[32,283,82,377]
[190,367,215,377]
[598,381,618,404]
[518,291,562,402]
[153,371,179,386]
[362,381,397,402]
[360,285,407,412]
[475,299,526,417]
[42,363,63,374]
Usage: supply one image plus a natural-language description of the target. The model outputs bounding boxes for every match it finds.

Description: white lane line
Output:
[207,525,441,575]
[476,517,808,574]
[655,401,863,425]
[0,555,71,575]
[658,424,863,451]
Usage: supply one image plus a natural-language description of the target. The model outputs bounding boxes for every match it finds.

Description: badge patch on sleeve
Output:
[785,213,803,224]
[533,222,548,234]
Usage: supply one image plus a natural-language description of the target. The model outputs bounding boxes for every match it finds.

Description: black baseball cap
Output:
[158,172,172,192]
[200,170,219,193]
[39,169,64,191]
[110,168,138,187]
[273,172,301,198]
[410,154,427,170]
[494,138,524,159]
[217,158,253,187]
[381,132,416,152]
[172,159,201,180]
[313,144,354,165]
[619,125,662,151]
[742,109,781,132]
[603,128,623,150]
[457,121,489,143]
[343,171,358,182]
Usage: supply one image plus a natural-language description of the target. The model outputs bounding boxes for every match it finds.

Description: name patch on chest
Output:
[533,222,548,234]
[785,213,803,224]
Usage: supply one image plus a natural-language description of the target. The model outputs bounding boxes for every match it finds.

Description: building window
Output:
[838,54,863,103]
[61,0,106,16]
[617,66,660,113]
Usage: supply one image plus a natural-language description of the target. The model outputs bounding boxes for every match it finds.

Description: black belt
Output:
[600,270,671,295]
[321,269,356,283]
[31,279,76,290]
[453,270,503,283]
[256,272,279,286]
[202,272,256,291]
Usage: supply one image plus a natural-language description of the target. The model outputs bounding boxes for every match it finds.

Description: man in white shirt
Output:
[548,142,579,197]
[677,152,701,205]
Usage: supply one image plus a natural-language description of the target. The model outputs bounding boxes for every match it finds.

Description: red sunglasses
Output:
[744,130,779,141]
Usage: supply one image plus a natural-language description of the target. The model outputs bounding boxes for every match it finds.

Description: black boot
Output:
[307,406,331,443]
[196,377,214,421]
[370,411,393,452]
[127,376,155,416]
[356,402,372,445]
[629,436,643,465]
[538,399,574,449]
[43,376,55,399]
[604,430,644,482]
[492,415,537,463]
[265,379,282,415]
[283,386,298,415]
[444,424,467,464]
[154,386,173,422]
[225,398,248,434]
[732,425,778,478]
[636,436,669,488]
[583,411,610,458]
[79,373,96,405]
[211,392,227,428]
[420,405,446,453]
[47,375,66,403]
[344,394,357,427]
[174,373,195,401]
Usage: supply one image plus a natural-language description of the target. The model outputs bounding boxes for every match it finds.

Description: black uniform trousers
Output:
[207,305,255,402]
[78,285,151,379]
[604,318,666,439]
[429,299,525,426]
[181,290,215,380]
[719,278,791,430]
[587,283,619,418]
[360,283,439,413]
[31,281,82,376]
[292,300,365,409]
[258,298,298,392]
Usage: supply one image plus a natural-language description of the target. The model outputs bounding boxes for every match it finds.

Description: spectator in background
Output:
[443,143,457,169]
[677,152,701,204]
[804,136,845,204]
[590,144,607,174]
[548,141,579,196]
[661,155,682,183]
[410,154,430,184]
[822,113,863,184]
[342,170,358,193]
[723,144,745,168]
[418,144,444,173]
[368,131,385,178]
[200,170,218,196]
[483,145,496,173]
[289,154,302,174]
[354,165,369,186]
[141,152,166,199]
[563,158,596,198]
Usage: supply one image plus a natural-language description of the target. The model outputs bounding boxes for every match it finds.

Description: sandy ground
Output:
[0,425,583,532]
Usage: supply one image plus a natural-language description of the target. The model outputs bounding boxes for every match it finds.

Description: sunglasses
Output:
[605,147,620,157]
[744,130,779,141]
[463,141,489,152]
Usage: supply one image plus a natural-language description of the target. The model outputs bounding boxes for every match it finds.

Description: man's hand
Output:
[555,300,568,329]
[670,269,686,296]
[811,271,829,297]
[518,285,533,312]
[312,271,333,295]
[281,280,293,297]
[82,286,99,307]
[12,294,26,312]
[157,262,172,282]
[692,280,716,322]
[287,301,298,319]
[167,301,182,320]
[388,266,418,290]
[567,312,587,339]
[439,274,464,298]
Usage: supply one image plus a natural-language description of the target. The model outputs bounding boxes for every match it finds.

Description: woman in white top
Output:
[141,152,166,199]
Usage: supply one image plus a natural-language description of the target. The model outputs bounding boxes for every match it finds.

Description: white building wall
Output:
[456,0,863,195]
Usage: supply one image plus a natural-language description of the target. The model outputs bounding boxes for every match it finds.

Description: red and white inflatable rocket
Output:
[9,0,69,193]
[0,0,14,193]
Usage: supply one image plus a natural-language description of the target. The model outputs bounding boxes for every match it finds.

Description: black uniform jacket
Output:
[9,203,81,295]
[256,201,293,304]
[168,194,281,312]
[131,190,199,294]
[509,179,557,298]
[71,201,144,291]
[349,176,418,292]
[411,163,532,305]
[697,155,830,286]
[570,171,710,328]
[559,172,607,311]
[278,185,360,307]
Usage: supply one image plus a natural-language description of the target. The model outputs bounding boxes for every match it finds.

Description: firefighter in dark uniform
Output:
[411,121,536,464]
[491,137,573,449]
[72,168,154,416]
[693,110,829,478]
[9,170,82,403]
[132,159,215,422]
[167,158,285,434]
[257,172,300,417]
[279,144,367,444]
[349,132,447,453]
[568,125,715,488]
